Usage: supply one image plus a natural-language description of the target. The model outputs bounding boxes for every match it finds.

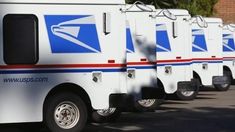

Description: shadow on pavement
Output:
[0,123,44,132]
[83,107,235,132]
[1,89,235,132]
[199,86,218,91]
[0,106,235,132]
[162,101,189,105]
[197,93,217,96]
[195,96,216,100]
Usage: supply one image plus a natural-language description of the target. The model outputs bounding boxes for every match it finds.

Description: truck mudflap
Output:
[114,87,166,111]
[110,87,165,109]
[109,94,129,108]
[212,76,229,85]
[141,87,165,99]
[178,79,200,92]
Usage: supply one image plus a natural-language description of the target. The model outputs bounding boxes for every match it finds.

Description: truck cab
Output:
[155,9,199,100]
[222,24,235,90]
[0,0,127,131]
[191,17,230,91]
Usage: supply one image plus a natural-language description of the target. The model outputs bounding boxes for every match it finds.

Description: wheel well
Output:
[43,83,92,119]
[193,71,202,85]
[157,78,164,90]
[223,65,233,80]
[223,66,232,75]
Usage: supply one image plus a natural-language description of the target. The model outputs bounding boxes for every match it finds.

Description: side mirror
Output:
[124,1,153,12]
[135,2,153,12]
[223,24,235,32]
[196,15,208,28]
[228,24,235,32]
[163,10,177,20]
[229,24,235,28]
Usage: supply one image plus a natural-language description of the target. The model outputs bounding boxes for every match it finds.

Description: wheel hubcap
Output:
[181,90,195,97]
[97,108,116,117]
[220,74,231,89]
[54,101,80,129]
[221,83,229,88]
[138,99,156,107]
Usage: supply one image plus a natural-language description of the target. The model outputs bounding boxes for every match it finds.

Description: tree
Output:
[125,0,218,17]
[177,0,218,17]
[126,0,177,8]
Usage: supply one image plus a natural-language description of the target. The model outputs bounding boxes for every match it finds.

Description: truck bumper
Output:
[178,79,200,91]
[109,86,165,108]
[141,87,165,99]
[109,93,128,108]
[212,76,229,85]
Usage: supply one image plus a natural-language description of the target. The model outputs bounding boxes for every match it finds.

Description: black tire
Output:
[44,92,87,132]
[214,71,231,91]
[173,79,200,100]
[175,84,199,100]
[176,90,198,100]
[134,98,165,112]
[91,108,121,123]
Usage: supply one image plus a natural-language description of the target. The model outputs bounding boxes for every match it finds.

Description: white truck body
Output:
[192,18,223,86]
[125,4,157,100]
[222,25,235,79]
[0,0,127,123]
[155,9,193,94]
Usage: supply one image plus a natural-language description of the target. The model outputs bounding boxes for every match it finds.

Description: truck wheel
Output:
[135,99,165,112]
[92,108,121,123]
[176,86,199,100]
[44,92,87,132]
[214,71,231,91]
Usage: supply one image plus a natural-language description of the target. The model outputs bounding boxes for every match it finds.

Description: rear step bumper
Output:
[213,76,229,85]
[178,79,200,91]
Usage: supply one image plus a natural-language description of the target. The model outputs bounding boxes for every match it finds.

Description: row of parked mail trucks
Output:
[0,0,234,132]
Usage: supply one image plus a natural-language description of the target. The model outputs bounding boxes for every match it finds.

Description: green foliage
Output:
[177,0,218,17]
[125,0,177,8]
[154,0,178,8]
[125,0,218,17]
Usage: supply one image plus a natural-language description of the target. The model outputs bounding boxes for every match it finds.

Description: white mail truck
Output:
[91,3,163,122]
[191,17,230,91]
[0,0,127,132]
[122,3,162,111]
[222,24,235,89]
[155,9,199,100]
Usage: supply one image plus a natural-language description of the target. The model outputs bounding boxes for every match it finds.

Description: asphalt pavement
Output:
[1,86,235,132]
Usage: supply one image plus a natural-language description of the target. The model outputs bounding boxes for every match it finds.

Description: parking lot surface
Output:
[1,87,235,132]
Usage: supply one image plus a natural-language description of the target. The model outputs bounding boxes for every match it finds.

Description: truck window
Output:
[3,14,38,65]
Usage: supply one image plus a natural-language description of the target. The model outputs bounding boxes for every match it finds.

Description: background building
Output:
[214,0,235,24]
[126,0,235,24]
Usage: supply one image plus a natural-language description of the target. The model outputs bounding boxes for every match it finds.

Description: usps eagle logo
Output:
[45,15,101,53]
[223,34,235,52]
[126,21,135,53]
[156,24,171,52]
[192,29,208,52]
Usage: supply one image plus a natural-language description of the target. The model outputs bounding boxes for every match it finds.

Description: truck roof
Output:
[203,17,223,23]
[0,0,125,5]
[192,17,223,23]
